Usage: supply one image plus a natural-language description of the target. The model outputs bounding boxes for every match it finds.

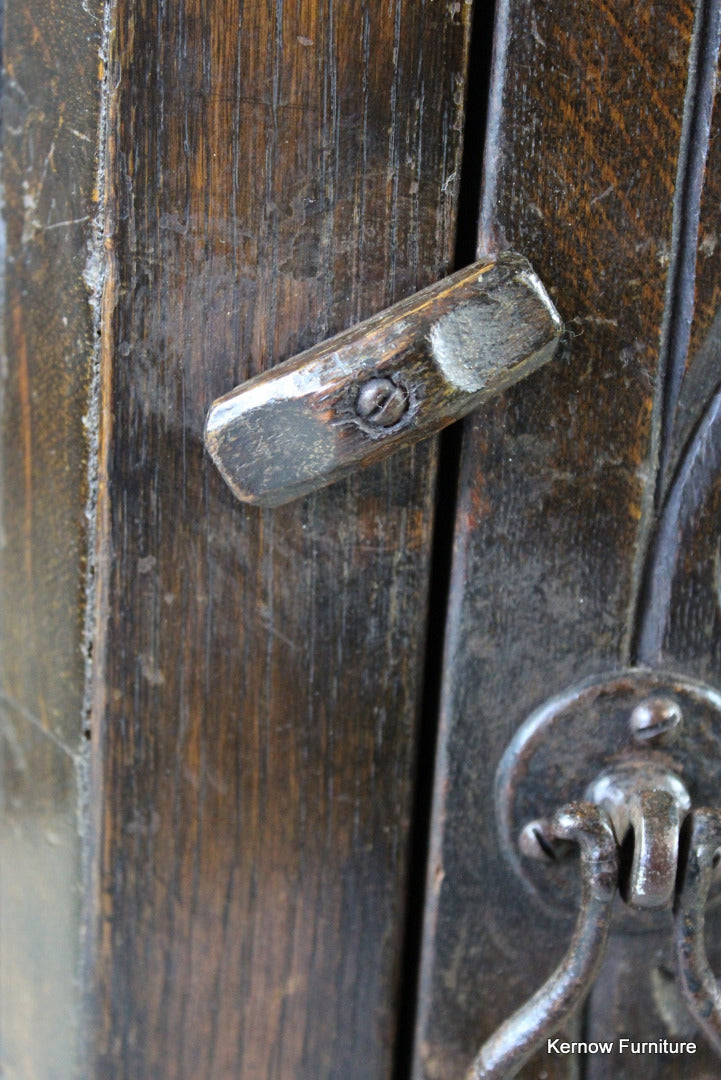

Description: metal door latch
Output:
[469,670,721,1080]
[204,252,562,506]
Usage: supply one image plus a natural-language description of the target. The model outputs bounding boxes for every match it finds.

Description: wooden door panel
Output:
[636,35,721,679]
[1,0,474,1076]
[85,2,472,1078]
[413,1,721,1077]
[5,0,721,1077]
[582,30,721,1073]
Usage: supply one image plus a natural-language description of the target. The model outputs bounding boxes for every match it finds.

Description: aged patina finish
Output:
[414,0,721,1074]
[3,0,721,1076]
[472,672,721,1078]
[466,804,618,1080]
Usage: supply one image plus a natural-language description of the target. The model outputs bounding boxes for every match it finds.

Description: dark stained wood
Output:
[568,15,721,1078]
[641,38,721,624]
[684,46,721,380]
[583,350,721,1063]
[0,0,103,1076]
[412,2,721,1078]
[653,49,721,504]
[650,380,721,678]
[579,35,721,1077]
[86,1,472,1077]
[653,0,721,489]
[205,253,562,506]
[637,26,721,678]
[7,1,721,1077]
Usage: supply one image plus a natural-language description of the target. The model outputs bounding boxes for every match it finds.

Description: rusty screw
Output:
[519,818,574,862]
[355,377,409,427]
[629,696,683,746]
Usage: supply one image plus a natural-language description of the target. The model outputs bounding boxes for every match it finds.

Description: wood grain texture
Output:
[88,1,472,1077]
[637,34,721,664]
[686,45,721,370]
[651,34,721,508]
[412,1,717,1077]
[572,9,721,1075]
[637,50,721,675]
[0,0,103,1076]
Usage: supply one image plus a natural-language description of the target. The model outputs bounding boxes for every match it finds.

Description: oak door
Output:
[2,0,721,1078]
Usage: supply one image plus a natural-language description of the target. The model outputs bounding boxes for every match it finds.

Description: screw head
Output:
[519,818,574,862]
[629,696,683,746]
[355,377,409,427]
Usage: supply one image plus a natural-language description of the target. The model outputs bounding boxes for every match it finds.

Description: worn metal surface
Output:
[587,762,690,911]
[674,808,721,1055]
[205,253,562,506]
[481,690,721,1077]
[466,804,617,1080]
[629,697,683,746]
[495,670,721,917]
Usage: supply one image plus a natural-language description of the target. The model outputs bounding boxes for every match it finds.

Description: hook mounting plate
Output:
[495,668,721,920]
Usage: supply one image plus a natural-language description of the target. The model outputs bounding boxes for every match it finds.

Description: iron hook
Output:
[465,802,618,1080]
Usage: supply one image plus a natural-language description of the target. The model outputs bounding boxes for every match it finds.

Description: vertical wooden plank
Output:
[655,141,721,678]
[687,79,721,363]
[413,2,710,1077]
[0,1,103,1077]
[582,16,721,1075]
[655,39,721,494]
[88,1,472,1077]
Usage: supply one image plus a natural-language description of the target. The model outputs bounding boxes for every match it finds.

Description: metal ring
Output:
[587,760,691,909]
[465,802,618,1080]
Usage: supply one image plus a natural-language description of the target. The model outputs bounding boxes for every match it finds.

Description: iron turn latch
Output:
[204,252,563,506]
